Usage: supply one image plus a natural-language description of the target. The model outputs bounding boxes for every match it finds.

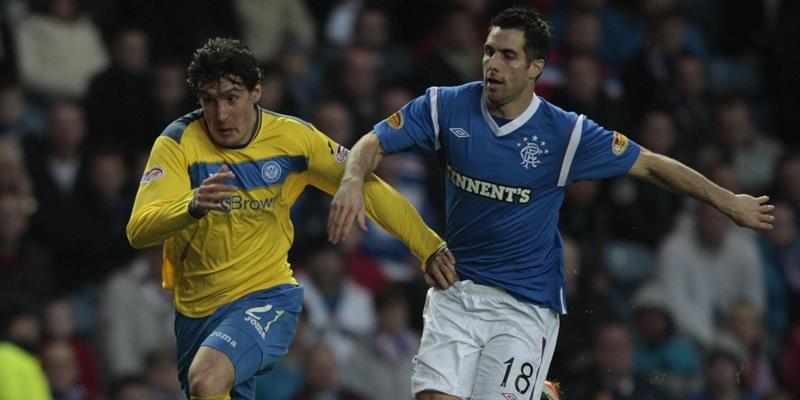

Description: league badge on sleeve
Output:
[612,131,629,156]
[140,166,165,184]
[334,145,349,163]
[386,110,404,129]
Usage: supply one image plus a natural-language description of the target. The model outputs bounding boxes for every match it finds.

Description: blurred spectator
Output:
[688,334,758,400]
[757,201,800,340]
[12,0,109,102]
[142,58,196,143]
[0,78,46,139]
[143,349,183,400]
[0,193,52,302]
[631,281,703,397]
[79,144,137,280]
[411,6,483,94]
[41,297,101,399]
[664,54,713,147]
[655,201,766,348]
[85,27,152,158]
[537,7,624,102]
[721,301,780,397]
[24,101,93,292]
[771,152,800,224]
[232,0,316,65]
[323,45,383,135]
[562,319,669,400]
[351,6,413,84]
[98,245,174,382]
[340,283,419,400]
[766,0,800,147]
[698,94,783,195]
[106,375,156,400]
[549,235,628,381]
[291,342,366,400]
[782,325,800,398]
[279,44,321,120]
[295,243,376,365]
[311,100,355,148]
[622,9,708,120]
[547,0,641,68]
[0,136,34,200]
[0,293,51,400]
[339,226,388,294]
[559,179,607,249]
[41,339,89,400]
[602,109,685,247]
[317,0,364,48]
[107,0,238,62]
[257,63,300,117]
[547,51,624,129]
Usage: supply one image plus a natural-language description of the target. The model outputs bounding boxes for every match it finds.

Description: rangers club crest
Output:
[519,135,548,169]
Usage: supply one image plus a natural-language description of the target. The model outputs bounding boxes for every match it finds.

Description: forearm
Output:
[127,193,198,248]
[632,150,734,213]
[340,132,385,189]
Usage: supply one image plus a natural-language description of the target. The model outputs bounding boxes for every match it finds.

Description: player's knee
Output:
[187,356,234,396]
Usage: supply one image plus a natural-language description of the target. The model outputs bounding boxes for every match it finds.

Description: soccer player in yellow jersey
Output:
[127,38,457,400]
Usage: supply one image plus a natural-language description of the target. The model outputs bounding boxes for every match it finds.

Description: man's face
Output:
[483,27,542,112]
[198,77,261,147]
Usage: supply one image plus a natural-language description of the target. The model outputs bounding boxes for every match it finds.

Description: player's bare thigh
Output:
[416,390,461,400]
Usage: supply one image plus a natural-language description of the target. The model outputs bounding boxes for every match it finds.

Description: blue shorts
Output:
[174,284,304,400]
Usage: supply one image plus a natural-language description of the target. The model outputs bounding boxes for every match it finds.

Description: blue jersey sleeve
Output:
[567,116,640,182]
[374,87,439,154]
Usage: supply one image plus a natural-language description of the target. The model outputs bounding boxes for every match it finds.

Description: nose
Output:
[215,102,229,122]
[484,53,499,72]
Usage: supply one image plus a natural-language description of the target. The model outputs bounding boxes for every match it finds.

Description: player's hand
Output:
[424,247,458,289]
[327,181,367,244]
[727,194,775,231]
[191,165,237,215]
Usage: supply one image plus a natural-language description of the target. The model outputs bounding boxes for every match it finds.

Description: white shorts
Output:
[411,280,560,400]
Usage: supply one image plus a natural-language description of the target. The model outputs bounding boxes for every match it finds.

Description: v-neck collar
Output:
[480,93,541,137]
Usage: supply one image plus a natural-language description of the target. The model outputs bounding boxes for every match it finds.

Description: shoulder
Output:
[433,82,483,101]
[160,109,204,144]
[260,107,314,131]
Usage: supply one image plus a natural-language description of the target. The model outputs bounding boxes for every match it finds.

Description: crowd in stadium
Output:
[0,0,799,399]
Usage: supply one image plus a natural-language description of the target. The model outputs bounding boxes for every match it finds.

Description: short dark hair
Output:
[491,6,551,65]
[186,37,262,97]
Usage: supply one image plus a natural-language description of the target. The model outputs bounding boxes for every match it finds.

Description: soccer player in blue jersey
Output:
[126,38,457,400]
[327,5,776,400]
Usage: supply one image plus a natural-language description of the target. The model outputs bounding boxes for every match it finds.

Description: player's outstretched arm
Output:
[627,147,775,231]
[328,131,385,244]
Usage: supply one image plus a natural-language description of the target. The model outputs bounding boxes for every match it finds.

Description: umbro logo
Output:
[449,127,470,138]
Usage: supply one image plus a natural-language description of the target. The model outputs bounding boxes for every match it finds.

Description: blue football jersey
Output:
[374,82,641,314]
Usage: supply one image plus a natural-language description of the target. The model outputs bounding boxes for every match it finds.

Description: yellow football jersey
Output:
[128,108,444,317]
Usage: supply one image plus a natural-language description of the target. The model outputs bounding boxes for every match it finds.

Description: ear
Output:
[528,59,545,80]
[251,84,263,103]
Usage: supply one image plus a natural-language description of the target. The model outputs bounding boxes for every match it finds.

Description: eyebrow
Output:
[199,86,246,97]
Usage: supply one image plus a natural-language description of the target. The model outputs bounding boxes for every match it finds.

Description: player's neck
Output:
[487,91,535,120]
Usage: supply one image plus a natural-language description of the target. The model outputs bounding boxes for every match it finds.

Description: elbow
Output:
[126,220,148,249]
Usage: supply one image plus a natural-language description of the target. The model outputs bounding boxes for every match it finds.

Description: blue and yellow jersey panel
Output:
[128,107,444,317]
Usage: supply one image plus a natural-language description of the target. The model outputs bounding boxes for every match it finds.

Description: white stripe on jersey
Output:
[557,114,584,187]
[431,87,441,150]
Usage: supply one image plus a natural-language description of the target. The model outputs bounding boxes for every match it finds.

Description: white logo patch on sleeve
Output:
[140,166,166,184]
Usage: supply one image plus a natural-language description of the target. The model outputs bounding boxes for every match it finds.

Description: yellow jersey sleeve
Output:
[305,127,445,268]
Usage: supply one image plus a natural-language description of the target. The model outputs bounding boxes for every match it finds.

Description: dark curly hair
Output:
[186,37,262,97]
[490,6,551,65]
